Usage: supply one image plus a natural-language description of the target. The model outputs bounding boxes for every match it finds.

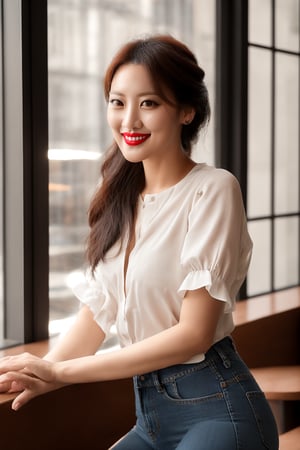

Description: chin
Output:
[122,153,144,164]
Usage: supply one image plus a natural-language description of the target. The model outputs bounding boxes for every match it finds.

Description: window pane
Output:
[247,220,272,296]
[0,3,3,346]
[48,0,216,335]
[274,217,299,289]
[274,53,299,214]
[275,0,299,52]
[249,0,272,46]
[247,47,272,218]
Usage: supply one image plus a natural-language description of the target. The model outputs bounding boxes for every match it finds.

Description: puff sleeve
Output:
[72,266,117,336]
[178,169,252,312]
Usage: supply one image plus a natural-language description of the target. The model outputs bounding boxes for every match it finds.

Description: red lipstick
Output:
[122,132,150,146]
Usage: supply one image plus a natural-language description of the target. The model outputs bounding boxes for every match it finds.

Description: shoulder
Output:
[191,164,241,195]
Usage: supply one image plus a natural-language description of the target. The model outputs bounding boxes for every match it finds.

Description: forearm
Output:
[55,289,224,384]
[55,322,208,384]
[44,306,105,362]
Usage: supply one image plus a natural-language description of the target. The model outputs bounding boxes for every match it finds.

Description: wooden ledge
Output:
[0,392,15,405]
[0,337,58,359]
[251,366,300,400]
[233,287,300,326]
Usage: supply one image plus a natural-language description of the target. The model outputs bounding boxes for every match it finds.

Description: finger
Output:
[0,381,12,392]
[9,380,24,393]
[0,354,53,382]
[0,371,34,390]
[0,358,28,373]
[11,388,37,411]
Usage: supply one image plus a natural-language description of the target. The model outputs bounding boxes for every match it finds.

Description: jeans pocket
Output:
[246,391,279,449]
[161,368,223,404]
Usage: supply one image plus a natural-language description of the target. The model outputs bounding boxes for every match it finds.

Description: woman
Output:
[0,35,278,449]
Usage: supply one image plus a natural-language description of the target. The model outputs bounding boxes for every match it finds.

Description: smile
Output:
[122,132,150,146]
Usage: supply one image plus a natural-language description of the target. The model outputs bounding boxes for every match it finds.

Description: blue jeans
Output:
[111,337,279,449]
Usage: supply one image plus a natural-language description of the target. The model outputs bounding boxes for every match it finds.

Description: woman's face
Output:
[107,63,186,164]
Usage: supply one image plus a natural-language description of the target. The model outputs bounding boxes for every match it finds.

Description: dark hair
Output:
[87,35,210,272]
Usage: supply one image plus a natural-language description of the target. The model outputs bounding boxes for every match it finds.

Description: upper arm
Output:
[179,288,225,354]
[179,170,252,313]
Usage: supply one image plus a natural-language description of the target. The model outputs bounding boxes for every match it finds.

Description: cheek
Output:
[106,109,120,130]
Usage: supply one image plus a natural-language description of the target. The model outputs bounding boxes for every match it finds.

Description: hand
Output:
[0,378,24,394]
[0,353,66,410]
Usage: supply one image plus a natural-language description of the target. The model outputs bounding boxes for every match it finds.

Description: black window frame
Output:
[215,0,249,298]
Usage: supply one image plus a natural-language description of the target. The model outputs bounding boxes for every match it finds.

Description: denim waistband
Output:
[134,336,236,389]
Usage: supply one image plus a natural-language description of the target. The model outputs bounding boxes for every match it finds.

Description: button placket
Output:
[139,196,156,236]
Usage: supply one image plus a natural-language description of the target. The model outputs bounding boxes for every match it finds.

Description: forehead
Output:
[110,63,156,93]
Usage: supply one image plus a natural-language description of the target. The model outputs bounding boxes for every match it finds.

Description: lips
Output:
[122,132,150,146]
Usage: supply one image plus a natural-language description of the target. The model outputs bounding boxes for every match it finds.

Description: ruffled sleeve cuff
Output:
[72,277,116,337]
[178,269,234,312]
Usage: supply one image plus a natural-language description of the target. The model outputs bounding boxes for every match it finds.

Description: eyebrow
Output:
[109,91,160,97]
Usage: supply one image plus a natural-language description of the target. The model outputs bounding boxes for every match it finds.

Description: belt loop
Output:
[152,371,164,393]
[214,340,231,369]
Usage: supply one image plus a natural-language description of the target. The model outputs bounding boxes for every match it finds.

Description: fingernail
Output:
[12,402,20,411]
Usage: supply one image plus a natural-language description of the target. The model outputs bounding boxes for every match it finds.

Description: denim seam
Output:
[157,361,210,384]
[161,389,224,405]
[245,391,271,449]
[220,386,241,449]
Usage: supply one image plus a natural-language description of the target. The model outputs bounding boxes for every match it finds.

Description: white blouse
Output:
[73,163,253,363]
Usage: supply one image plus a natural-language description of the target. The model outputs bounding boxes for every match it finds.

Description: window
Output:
[247,0,300,296]
[7,1,292,347]
[216,0,299,299]
[0,1,4,346]
[0,0,48,349]
[48,0,216,336]
[0,0,26,348]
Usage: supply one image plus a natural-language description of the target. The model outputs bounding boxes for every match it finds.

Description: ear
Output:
[180,106,196,125]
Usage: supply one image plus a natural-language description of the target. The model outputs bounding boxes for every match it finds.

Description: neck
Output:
[142,155,196,196]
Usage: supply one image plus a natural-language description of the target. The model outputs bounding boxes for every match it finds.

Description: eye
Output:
[141,99,158,108]
[109,98,123,107]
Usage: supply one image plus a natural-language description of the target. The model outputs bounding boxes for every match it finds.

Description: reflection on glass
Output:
[249,0,272,46]
[247,220,272,296]
[48,0,216,335]
[0,9,3,346]
[0,178,2,347]
[274,217,299,289]
[274,53,299,214]
[275,0,299,52]
[247,47,272,218]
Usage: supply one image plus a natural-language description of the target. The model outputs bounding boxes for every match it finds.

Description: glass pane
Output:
[0,3,3,346]
[247,220,272,296]
[249,0,272,46]
[275,0,299,52]
[247,47,272,218]
[274,217,299,289]
[274,53,299,214]
[48,0,216,335]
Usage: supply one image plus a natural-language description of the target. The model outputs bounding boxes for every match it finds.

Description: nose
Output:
[122,104,142,130]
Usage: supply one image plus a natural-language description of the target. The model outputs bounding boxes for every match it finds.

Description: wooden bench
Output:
[232,287,300,434]
[279,426,300,450]
[250,366,300,401]
[232,287,300,368]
